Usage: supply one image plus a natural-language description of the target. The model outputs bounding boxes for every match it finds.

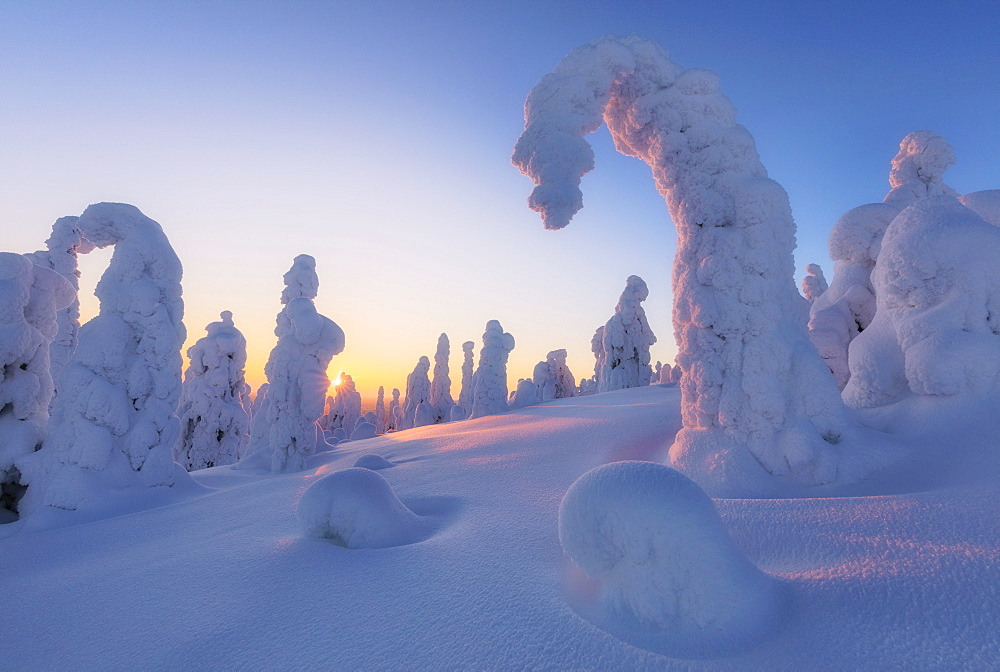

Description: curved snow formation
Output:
[24,203,187,513]
[559,461,782,657]
[174,311,250,471]
[513,36,854,491]
[960,189,1000,227]
[297,467,430,549]
[844,196,1000,407]
[353,453,394,470]
[596,275,656,392]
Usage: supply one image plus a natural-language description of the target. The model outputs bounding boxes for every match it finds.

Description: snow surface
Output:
[2,385,998,668]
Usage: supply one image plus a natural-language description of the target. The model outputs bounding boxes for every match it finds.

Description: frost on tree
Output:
[174,311,250,471]
[801,264,827,302]
[453,340,476,421]
[24,216,95,393]
[468,320,515,419]
[323,373,362,435]
[429,333,455,423]
[808,132,958,389]
[23,203,188,514]
[400,356,432,430]
[593,276,656,392]
[0,253,74,520]
[513,36,858,492]
[844,196,1000,407]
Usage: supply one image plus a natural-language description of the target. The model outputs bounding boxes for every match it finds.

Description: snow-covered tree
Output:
[845,196,1000,407]
[651,361,662,384]
[469,320,515,419]
[509,377,540,409]
[23,216,95,394]
[174,311,250,471]
[453,340,475,421]
[590,326,605,385]
[374,386,386,434]
[883,130,959,210]
[593,276,656,393]
[960,189,1000,227]
[429,333,455,423]
[0,253,74,519]
[533,349,576,401]
[400,356,432,430]
[513,36,859,492]
[801,264,828,302]
[323,373,362,435]
[23,203,189,514]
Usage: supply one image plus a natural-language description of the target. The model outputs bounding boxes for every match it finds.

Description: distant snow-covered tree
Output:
[323,373,362,436]
[374,386,386,434]
[0,253,74,520]
[453,340,475,421]
[469,320,515,419]
[883,131,959,210]
[386,388,401,432]
[533,349,576,401]
[429,333,455,423]
[401,356,432,430]
[174,311,250,471]
[594,276,656,393]
[801,264,828,302]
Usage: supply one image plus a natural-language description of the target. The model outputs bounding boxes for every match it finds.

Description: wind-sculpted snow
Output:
[429,333,455,423]
[0,253,74,518]
[401,356,432,430]
[845,196,1000,407]
[297,468,430,549]
[595,276,656,392]
[353,453,393,470]
[468,320,514,419]
[174,312,250,471]
[801,264,827,302]
[513,36,858,494]
[20,203,189,515]
[560,461,782,657]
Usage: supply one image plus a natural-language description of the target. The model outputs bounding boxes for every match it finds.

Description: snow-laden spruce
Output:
[386,388,401,432]
[468,320,515,419]
[535,349,577,402]
[452,340,475,421]
[513,36,857,491]
[277,254,319,337]
[23,216,95,393]
[0,253,74,519]
[374,386,386,434]
[21,204,188,514]
[844,196,1000,407]
[322,373,362,435]
[801,264,828,302]
[174,311,250,471]
[400,356,433,430]
[559,461,782,656]
[297,467,431,548]
[883,130,959,210]
[594,276,656,392]
[429,333,455,423]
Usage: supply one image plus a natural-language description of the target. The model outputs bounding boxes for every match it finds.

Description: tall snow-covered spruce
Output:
[400,356,433,430]
[513,36,859,493]
[429,333,455,423]
[21,204,189,514]
[174,311,250,471]
[594,275,656,392]
[469,320,515,419]
[452,340,476,421]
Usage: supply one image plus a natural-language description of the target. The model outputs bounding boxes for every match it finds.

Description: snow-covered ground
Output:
[2,384,997,669]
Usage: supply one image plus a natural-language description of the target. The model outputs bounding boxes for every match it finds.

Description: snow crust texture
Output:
[297,467,430,549]
[559,460,782,657]
[513,36,854,492]
[595,275,656,392]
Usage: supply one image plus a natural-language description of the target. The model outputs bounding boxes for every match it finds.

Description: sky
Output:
[1,0,997,403]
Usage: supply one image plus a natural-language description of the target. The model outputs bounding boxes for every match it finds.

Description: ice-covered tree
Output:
[24,216,95,393]
[323,373,362,435]
[0,253,74,519]
[844,196,1000,407]
[174,311,250,471]
[374,386,386,434]
[469,320,515,419]
[801,264,828,302]
[22,203,189,514]
[594,276,656,392]
[513,36,858,491]
[453,340,475,421]
[429,333,455,423]
[400,356,432,430]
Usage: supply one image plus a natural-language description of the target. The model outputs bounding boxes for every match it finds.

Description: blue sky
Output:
[2,0,997,400]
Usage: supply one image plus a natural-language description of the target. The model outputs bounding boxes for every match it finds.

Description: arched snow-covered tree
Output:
[469,320,515,419]
[400,356,432,430]
[22,203,189,514]
[0,253,74,520]
[174,311,250,471]
[429,333,455,423]
[513,36,860,493]
[594,276,656,393]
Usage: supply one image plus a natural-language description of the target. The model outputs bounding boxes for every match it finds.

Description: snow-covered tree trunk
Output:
[174,311,250,471]
[401,356,431,430]
[513,36,859,492]
[468,320,515,419]
[429,333,455,423]
[0,253,74,519]
[22,203,189,514]
[595,276,656,392]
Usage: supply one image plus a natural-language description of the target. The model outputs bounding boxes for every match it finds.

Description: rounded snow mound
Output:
[298,468,430,549]
[353,453,394,470]
[349,421,377,441]
[559,461,783,657]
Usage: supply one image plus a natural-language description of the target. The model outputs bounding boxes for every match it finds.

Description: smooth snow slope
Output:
[2,385,998,670]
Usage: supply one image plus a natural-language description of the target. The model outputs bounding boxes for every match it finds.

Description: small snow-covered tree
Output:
[801,264,828,302]
[533,349,576,401]
[386,388,401,432]
[0,253,73,519]
[400,356,432,430]
[453,340,475,421]
[429,333,455,423]
[469,320,515,419]
[590,326,605,384]
[23,203,188,514]
[374,386,386,434]
[594,276,656,393]
[323,373,362,435]
[174,311,250,471]
[509,377,539,409]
